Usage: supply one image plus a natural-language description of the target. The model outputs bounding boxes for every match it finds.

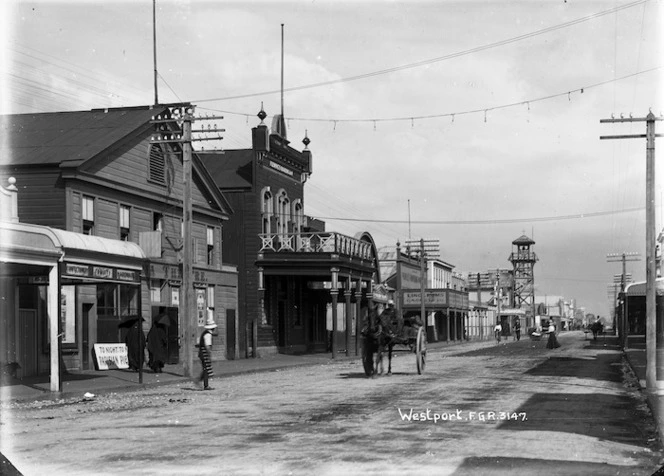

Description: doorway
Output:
[18,309,38,377]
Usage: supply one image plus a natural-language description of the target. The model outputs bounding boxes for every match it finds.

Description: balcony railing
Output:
[259,232,372,260]
[509,252,537,262]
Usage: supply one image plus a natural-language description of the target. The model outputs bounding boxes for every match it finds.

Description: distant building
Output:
[380,243,468,342]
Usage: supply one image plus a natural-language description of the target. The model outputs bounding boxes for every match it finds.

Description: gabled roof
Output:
[199,150,254,189]
[0,106,171,166]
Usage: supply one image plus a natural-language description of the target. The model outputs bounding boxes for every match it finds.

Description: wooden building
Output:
[0,105,238,378]
[201,111,381,356]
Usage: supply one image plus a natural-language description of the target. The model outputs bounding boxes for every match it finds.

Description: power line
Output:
[191,0,649,104]
[313,206,644,225]
[200,66,662,125]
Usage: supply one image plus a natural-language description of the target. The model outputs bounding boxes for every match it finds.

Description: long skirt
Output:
[547,332,561,349]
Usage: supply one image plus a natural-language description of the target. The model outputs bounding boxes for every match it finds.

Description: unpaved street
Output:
[1,331,662,476]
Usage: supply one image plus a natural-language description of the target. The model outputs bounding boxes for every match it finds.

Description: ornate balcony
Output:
[259,232,372,260]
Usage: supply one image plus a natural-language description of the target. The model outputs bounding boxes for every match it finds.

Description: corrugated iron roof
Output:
[0,106,170,166]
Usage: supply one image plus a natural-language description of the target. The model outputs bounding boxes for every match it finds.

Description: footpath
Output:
[2,331,662,446]
[0,337,499,404]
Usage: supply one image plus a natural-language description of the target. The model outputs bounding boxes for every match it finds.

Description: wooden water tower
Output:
[509,234,538,325]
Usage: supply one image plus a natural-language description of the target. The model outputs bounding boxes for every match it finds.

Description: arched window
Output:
[292,199,304,234]
[276,189,290,236]
[261,187,273,234]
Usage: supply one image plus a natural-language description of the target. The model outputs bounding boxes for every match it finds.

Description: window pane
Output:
[207,226,214,245]
[120,205,130,228]
[82,196,94,221]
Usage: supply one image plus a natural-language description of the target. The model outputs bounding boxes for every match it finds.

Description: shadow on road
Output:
[526,355,622,382]
[450,455,660,476]
[497,392,659,448]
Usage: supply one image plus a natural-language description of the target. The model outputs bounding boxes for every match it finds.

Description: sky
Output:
[2,0,663,319]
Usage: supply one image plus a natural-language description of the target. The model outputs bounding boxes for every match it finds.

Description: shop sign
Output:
[62,263,140,283]
[93,344,129,370]
[403,290,448,306]
[116,270,137,282]
[93,266,113,279]
[65,263,89,277]
[171,288,180,306]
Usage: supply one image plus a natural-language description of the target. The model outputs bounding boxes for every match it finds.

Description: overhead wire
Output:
[308,206,644,226]
[200,66,662,126]
[191,0,650,104]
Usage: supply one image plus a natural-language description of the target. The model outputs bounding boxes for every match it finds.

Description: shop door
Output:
[18,309,38,377]
[226,309,236,360]
[166,307,179,364]
[82,303,93,370]
[278,301,286,347]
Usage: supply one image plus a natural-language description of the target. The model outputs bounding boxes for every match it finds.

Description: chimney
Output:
[252,104,270,152]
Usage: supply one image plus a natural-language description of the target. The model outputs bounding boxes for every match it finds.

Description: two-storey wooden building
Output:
[0,105,238,375]
[201,111,381,357]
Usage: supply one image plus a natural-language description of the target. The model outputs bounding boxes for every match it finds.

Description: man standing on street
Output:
[196,315,217,390]
[514,319,521,341]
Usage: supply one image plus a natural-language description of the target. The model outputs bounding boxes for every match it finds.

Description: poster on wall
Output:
[171,288,179,306]
[196,288,206,327]
[60,285,76,344]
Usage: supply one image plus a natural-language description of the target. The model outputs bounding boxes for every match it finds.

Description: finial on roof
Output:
[257,102,267,125]
[302,130,310,150]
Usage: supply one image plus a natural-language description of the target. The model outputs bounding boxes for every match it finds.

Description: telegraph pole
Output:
[405,239,439,328]
[151,104,224,377]
[607,252,639,349]
[601,111,663,391]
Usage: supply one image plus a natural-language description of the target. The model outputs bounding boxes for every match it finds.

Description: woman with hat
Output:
[196,313,217,390]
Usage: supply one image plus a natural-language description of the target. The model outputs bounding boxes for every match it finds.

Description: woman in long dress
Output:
[546,321,561,349]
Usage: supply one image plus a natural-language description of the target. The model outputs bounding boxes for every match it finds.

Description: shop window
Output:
[207,226,215,266]
[120,205,131,241]
[82,196,94,235]
[96,284,139,343]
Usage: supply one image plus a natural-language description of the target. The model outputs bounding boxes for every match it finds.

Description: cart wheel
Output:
[416,326,427,374]
[361,337,374,376]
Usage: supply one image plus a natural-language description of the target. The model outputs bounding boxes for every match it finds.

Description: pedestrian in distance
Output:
[494,321,502,344]
[196,314,217,390]
[514,319,521,341]
[546,320,561,349]
[147,312,169,373]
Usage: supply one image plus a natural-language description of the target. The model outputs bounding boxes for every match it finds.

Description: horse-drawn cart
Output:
[361,308,427,376]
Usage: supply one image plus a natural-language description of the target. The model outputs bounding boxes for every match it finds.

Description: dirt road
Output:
[1,331,661,475]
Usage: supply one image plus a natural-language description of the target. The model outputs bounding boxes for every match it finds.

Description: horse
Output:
[589,321,604,340]
[361,308,401,377]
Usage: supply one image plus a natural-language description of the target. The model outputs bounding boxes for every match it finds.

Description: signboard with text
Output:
[93,344,129,370]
